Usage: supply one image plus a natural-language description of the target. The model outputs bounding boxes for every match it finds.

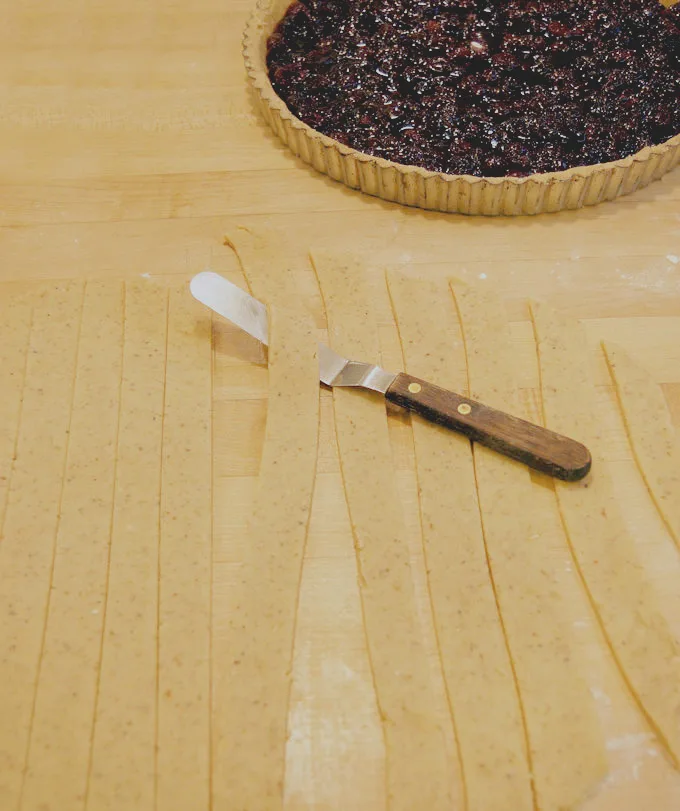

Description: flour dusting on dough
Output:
[598,735,655,788]
[321,659,358,683]
[606,733,653,752]
[589,686,612,708]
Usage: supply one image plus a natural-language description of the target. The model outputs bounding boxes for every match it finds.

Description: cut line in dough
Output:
[312,252,457,811]
[0,282,83,810]
[452,282,607,811]
[87,282,169,811]
[0,287,32,536]
[387,271,533,811]
[530,301,680,769]
[21,281,124,811]
[602,341,680,553]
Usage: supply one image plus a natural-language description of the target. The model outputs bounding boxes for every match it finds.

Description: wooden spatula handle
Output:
[385,373,591,481]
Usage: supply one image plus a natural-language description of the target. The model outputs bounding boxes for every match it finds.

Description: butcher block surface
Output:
[1,1,680,809]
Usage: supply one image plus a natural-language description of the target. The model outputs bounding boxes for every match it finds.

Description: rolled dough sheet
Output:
[88,282,169,811]
[156,287,213,811]
[452,283,607,810]
[530,301,680,768]
[603,341,680,552]
[312,252,455,811]
[0,282,83,809]
[20,281,124,811]
[387,271,533,811]
[212,306,319,810]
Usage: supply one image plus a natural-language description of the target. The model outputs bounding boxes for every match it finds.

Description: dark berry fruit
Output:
[268,0,680,177]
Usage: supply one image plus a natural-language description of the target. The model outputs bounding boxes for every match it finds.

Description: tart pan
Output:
[243,0,680,216]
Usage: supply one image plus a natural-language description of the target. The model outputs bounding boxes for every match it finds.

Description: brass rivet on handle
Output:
[457,403,472,415]
[408,382,422,394]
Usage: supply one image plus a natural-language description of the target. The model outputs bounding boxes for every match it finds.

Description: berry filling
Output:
[267,0,680,177]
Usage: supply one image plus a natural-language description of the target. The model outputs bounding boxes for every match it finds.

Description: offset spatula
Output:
[190,272,591,481]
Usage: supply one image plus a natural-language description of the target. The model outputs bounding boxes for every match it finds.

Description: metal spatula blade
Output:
[190,271,592,481]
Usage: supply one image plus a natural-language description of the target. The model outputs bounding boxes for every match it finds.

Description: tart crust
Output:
[244,0,680,215]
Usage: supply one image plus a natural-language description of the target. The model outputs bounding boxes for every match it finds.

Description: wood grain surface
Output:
[1,2,680,810]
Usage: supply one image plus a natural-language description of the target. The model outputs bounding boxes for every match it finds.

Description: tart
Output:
[244,0,680,215]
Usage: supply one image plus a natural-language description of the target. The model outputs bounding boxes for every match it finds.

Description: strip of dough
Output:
[603,341,680,551]
[156,286,213,811]
[21,281,124,811]
[214,228,319,809]
[225,224,322,311]
[226,227,388,810]
[0,286,32,532]
[530,301,680,767]
[452,284,607,810]
[387,272,533,811]
[312,252,454,811]
[0,282,83,810]
[88,282,168,811]
[211,306,318,810]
